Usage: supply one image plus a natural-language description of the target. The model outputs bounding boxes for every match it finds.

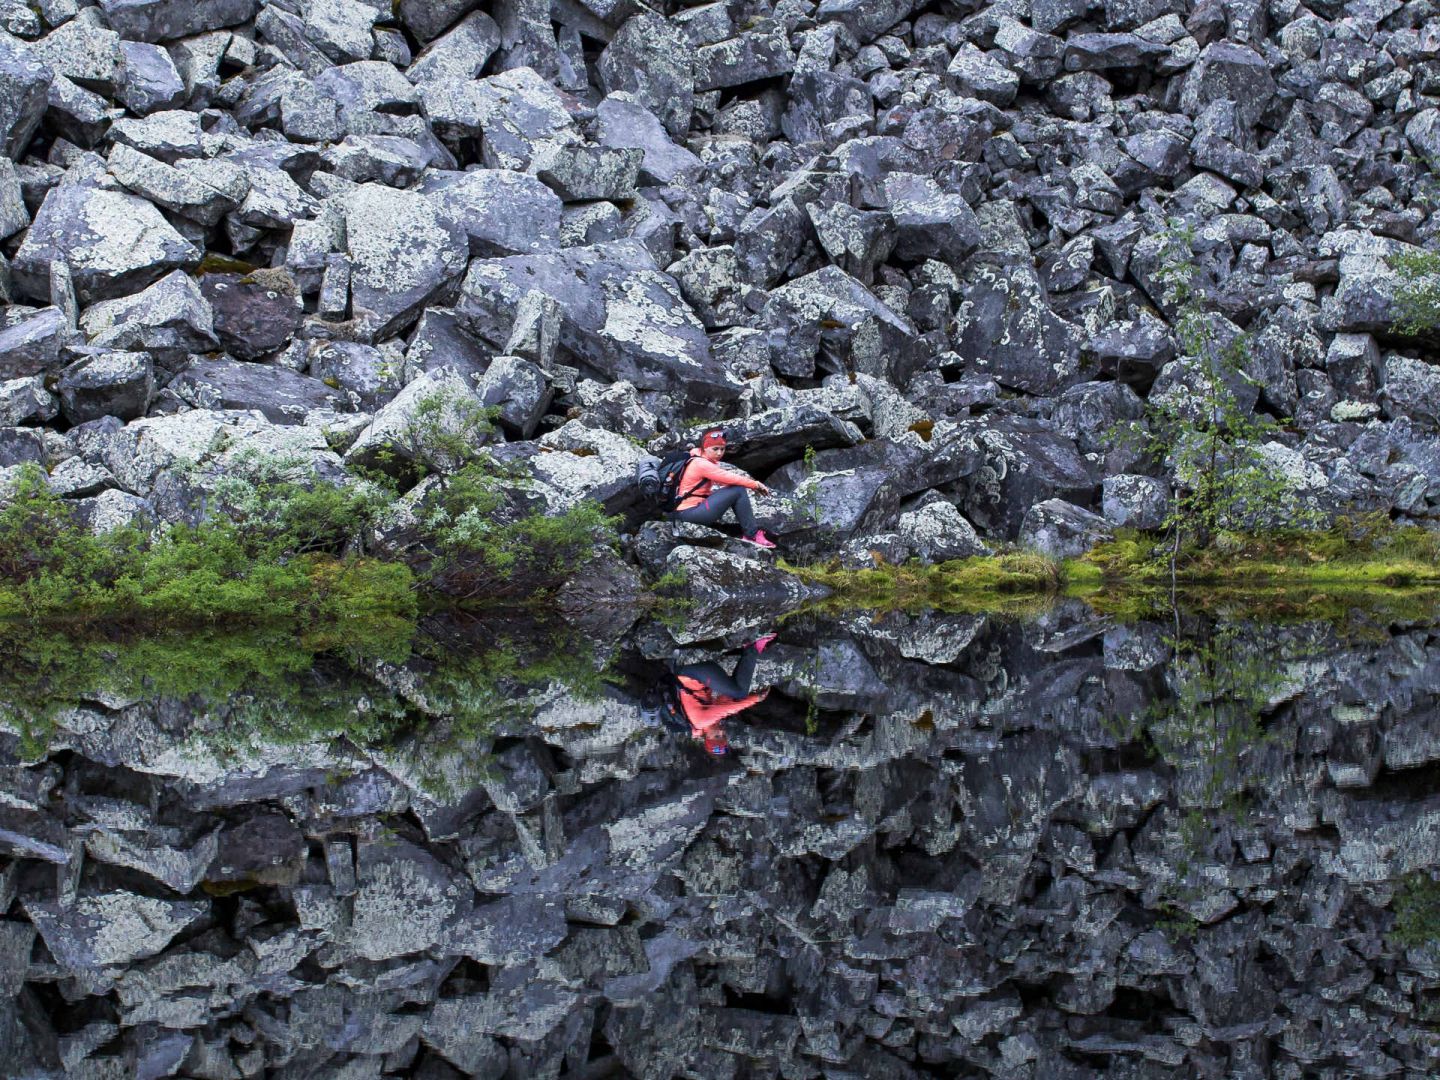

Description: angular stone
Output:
[107,143,249,226]
[73,488,155,534]
[80,270,217,359]
[1102,473,1169,529]
[1380,354,1440,431]
[762,266,925,386]
[345,366,489,475]
[24,892,208,971]
[536,144,642,202]
[56,350,154,424]
[169,358,347,424]
[350,837,473,961]
[0,375,55,425]
[458,241,739,406]
[694,22,793,90]
[884,173,982,267]
[599,13,693,139]
[342,183,469,338]
[956,259,1088,394]
[418,168,562,259]
[199,271,302,361]
[474,354,550,438]
[117,42,185,115]
[13,180,199,304]
[97,0,257,43]
[947,45,1019,105]
[307,339,401,410]
[896,498,988,562]
[1180,41,1276,129]
[32,20,122,96]
[596,93,702,185]
[0,31,52,160]
[0,306,69,378]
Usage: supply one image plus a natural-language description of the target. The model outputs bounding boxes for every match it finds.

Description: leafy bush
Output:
[1389,249,1440,338]
[416,460,620,603]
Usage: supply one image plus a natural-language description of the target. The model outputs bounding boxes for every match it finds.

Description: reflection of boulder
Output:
[664,546,820,645]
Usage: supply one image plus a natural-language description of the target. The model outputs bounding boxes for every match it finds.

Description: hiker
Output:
[672,633,778,755]
[668,429,778,549]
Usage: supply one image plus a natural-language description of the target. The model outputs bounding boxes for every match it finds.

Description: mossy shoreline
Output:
[792,524,1440,623]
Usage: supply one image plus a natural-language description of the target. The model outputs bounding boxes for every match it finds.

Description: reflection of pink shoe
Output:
[742,530,777,549]
[752,633,778,654]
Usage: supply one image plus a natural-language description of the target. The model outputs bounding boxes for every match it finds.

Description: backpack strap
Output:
[671,457,708,509]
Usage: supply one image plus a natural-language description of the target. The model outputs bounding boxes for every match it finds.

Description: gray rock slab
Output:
[419,168,562,256]
[169,358,347,424]
[24,892,208,971]
[1019,498,1114,557]
[97,0,257,43]
[0,31,52,160]
[13,180,199,304]
[343,183,469,338]
[0,306,69,378]
[198,272,301,360]
[56,350,154,424]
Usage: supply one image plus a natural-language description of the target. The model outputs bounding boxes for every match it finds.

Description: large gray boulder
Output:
[79,269,218,359]
[98,0,257,42]
[0,307,71,379]
[1102,474,1169,529]
[14,180,199,304]
[169,358,347,424]
[24,892,208,971]
[896,497,989,562]
[1380,354,1440,431]
[1020,498,1115,558]
[56,350,154,424]
[761,267,926,387]
[0,31,52,160]
[419,168,562,257]
[599,13,694,139]
[343,183,470,338]
[664,546,817,645]
[199,272,302,361]
[345,366,490,476]
[955,258,1089,395]
[0,376,56,426]
[596,93,702,185]
[457,240,741,407]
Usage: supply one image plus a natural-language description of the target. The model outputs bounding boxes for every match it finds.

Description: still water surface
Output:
[0,603,1437,1078]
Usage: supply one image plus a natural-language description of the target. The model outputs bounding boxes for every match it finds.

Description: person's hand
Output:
[757,483,772,496]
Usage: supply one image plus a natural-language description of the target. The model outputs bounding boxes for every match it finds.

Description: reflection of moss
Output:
[788,553,1061,616]
[0,617,612,799]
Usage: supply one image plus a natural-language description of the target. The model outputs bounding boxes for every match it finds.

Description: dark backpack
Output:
[639,678,690,734]
[636,451,705,516]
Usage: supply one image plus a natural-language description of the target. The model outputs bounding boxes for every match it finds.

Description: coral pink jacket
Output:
[674,448,765,512]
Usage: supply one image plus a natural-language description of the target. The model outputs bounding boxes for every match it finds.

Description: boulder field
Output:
[0,0,1435,573]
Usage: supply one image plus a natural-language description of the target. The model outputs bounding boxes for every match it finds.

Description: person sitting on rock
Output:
[673,633,778,755]
[669,429,777,549]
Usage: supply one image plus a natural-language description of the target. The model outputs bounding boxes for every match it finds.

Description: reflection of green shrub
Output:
[1392,873,1440,951]
[0,616,611,797]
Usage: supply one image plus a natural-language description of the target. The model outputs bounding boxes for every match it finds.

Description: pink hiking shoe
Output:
[752,633,778,654]
[742,530,777,550]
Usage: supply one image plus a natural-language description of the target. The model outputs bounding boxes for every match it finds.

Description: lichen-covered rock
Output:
[198,271,301,360]
[599,13,694,139]
[1101,473,1169,529]
[98,0,258,43]
[169,358,347,424]
[0,307,71,379]
[344,366,489,476]
[14,180,199,304]
[56,350,154,424]
[896,497,989,562]
[1019,498,1114,557]
[349,836,473,960]
[0,31,52,160]
[342,183,469,338]
[24,892,208,971]
[80,269,218,359]
[0,375,56,426]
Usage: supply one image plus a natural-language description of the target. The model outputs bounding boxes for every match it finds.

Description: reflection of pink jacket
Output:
[675,677,769,734]
[675,448,764,512]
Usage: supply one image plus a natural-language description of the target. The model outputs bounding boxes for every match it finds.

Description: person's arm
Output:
[687,457,771,494]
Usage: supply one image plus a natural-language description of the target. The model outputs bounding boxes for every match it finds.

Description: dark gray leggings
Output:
[674,642,761,699]
[670,485,758,535]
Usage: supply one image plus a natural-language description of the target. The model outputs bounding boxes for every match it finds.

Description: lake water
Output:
[0,602,1437,1078]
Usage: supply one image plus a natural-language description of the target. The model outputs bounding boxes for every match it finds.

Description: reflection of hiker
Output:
[673,633,777,755]
[668,429,778,550]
